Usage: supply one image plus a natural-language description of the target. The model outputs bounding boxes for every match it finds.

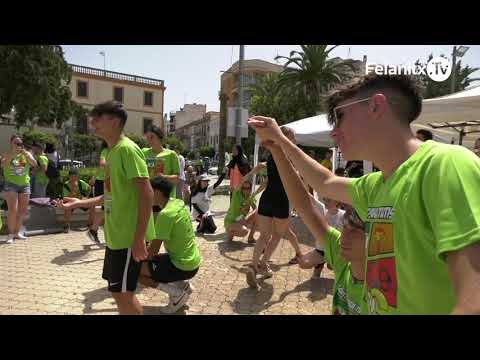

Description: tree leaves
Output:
[0,45,85,128]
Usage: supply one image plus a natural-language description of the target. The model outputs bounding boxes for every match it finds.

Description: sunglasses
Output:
[242,186,252,191]
[333,97,371,129]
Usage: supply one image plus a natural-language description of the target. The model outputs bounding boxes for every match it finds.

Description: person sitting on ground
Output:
[138,177,202,314]
[416,129,433,142]
[191,173,225,234]
[224,164,265,242]
[62,169,95,234]
[264,141,367,314]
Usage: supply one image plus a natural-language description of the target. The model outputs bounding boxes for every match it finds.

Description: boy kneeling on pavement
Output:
[138,177,202,314]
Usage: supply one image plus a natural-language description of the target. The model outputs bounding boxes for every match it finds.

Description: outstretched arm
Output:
[235,163,266,191]
[249,116,353,204]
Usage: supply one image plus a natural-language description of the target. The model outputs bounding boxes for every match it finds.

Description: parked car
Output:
[58,159,85,170]
[207,166,218,175]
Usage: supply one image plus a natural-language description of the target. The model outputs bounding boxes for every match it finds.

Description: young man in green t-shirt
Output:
[31,142,49,198]
[60,101,156,315]
[249,74,480,315]
[138,177,202,314]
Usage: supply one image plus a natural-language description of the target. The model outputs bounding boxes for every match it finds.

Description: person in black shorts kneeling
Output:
[138,177,202,314]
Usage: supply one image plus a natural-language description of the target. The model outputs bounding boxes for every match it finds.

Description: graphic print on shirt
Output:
[365,207,397,314]
[104,159,112,214]
[10,155,27,177]
[146,157,165,178]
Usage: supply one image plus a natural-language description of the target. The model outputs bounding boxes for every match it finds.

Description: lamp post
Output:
[450,45,469,93]
[99,51,106,75]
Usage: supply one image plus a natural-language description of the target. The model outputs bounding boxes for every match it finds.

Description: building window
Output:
[143,118,153,133]
[77,80,88,98]
[144,91,153,106]
[113,87,124,103]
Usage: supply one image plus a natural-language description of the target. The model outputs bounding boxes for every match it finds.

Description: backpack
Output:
[46,159,60,179]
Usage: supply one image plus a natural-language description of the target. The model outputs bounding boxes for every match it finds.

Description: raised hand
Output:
[248,116,284,143]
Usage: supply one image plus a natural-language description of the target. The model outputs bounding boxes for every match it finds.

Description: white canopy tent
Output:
[411,85,480,148]
[252,85,480,184]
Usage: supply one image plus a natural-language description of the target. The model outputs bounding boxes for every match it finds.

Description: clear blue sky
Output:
[62,45,480,116]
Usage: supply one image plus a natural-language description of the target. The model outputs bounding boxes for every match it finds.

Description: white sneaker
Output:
[14,232,28,240]
[6,234,15,244]
[159,282,193,314]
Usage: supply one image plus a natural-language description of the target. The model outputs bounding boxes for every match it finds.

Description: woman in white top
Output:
[191,173,225,234]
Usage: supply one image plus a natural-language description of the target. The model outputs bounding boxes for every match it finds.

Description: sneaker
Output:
[63,224,70,233]
[86,229,100,243]
[258,262,273,279]
[14,232,28,240]
[159,282,193,314]
[6,234,15,244]
[246,267,259,290]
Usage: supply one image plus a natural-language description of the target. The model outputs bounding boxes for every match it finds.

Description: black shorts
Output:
[102,247,142,293]
[94,180,104,197]
[152,205,162,213]
[147,254,199,283]
[258,190,290,219]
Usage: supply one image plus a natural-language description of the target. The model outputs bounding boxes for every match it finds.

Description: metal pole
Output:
[236,45,245,145]
[451,46,457,94]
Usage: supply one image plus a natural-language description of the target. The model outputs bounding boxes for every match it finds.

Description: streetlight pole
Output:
[450,46,457,94]
[450,45,470,94]
[236,45,245,145]
[99,51,106,75]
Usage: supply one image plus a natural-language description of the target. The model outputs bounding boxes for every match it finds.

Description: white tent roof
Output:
[282,113,334,148]
[411,85,480,148]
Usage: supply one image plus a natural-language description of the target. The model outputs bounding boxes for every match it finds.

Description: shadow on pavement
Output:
[51,243,105,266]
[81,287,117,314]
[263,277,334,310]
[217,240,253,263]
[143,305,188,315]
[231,282,274,314]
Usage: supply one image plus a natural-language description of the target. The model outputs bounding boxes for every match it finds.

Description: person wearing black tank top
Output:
[246,127,302,289]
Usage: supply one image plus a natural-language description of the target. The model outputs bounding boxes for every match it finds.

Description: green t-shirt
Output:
[142,148,180,198]
[97,148,108,181]
[104,136,156,250]
[63,179,90,198]
[348,141,480,315]
[35,155,49,186]
[224,189,256,229]
[3,153,30,186]
[324,227,365,315]
[155,198,202,271]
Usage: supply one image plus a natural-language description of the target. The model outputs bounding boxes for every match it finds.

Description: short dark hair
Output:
[32,141,45,150]
[69,169,79,176]
[335,167,345,176]
[150,177,172,199]
[90,101,128,128]
[416,129,433,141]
[326,74,423,126]
[145,124,164,140]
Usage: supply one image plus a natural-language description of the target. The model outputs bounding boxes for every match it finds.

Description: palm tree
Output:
[416,54,480,99]
[275,45,358,117]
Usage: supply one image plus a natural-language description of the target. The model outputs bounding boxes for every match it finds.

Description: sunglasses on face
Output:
[333,97,371,129]
[242,186,252,191]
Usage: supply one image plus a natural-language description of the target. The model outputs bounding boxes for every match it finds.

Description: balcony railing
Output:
[70,64,164,88]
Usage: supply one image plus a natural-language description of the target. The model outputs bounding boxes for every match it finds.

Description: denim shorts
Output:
[4,181,31,194]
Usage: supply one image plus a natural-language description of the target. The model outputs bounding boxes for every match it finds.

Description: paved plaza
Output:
[0,194,335,315]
